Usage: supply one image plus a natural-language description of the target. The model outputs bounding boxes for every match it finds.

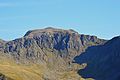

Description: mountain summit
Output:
[1,27,105,61]
[24,27,78,37]
[0,27,120,80]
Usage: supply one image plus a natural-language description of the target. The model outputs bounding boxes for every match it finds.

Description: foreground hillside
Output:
[0,55,82,80]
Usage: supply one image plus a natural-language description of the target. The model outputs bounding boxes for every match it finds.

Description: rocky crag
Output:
[0,27,106,80]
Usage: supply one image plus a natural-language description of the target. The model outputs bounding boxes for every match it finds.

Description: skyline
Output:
[0,0,120,40]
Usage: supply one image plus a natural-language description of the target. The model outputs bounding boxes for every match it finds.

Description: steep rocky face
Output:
[24,28,105,56]
[0,27,106,71]
[0,27,107,80]
[74,36,120,80]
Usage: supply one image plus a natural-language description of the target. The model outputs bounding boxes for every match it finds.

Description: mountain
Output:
[0,27,105,80]
[0,27,105,64]
[74,36,120,80]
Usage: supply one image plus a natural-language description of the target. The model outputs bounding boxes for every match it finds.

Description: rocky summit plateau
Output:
[0,27,119,80]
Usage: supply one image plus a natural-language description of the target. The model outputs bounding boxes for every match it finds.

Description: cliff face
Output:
[0,28,105,65]
[74,36,120,80]
[0,27,107,80]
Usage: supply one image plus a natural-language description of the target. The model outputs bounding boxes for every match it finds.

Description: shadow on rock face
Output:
[73,37,120,80]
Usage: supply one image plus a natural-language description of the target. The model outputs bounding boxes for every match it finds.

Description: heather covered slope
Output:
[74,36,120,80]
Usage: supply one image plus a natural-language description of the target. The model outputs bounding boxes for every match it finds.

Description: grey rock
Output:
[0,27,106,70]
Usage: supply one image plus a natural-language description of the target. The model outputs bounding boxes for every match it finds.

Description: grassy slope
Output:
[0,53,93,80]
[0,63,82,80]
[0,56,44,80]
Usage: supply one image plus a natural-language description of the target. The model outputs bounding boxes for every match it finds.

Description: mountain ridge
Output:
[0,27,106,61]
[0,27,107,80]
